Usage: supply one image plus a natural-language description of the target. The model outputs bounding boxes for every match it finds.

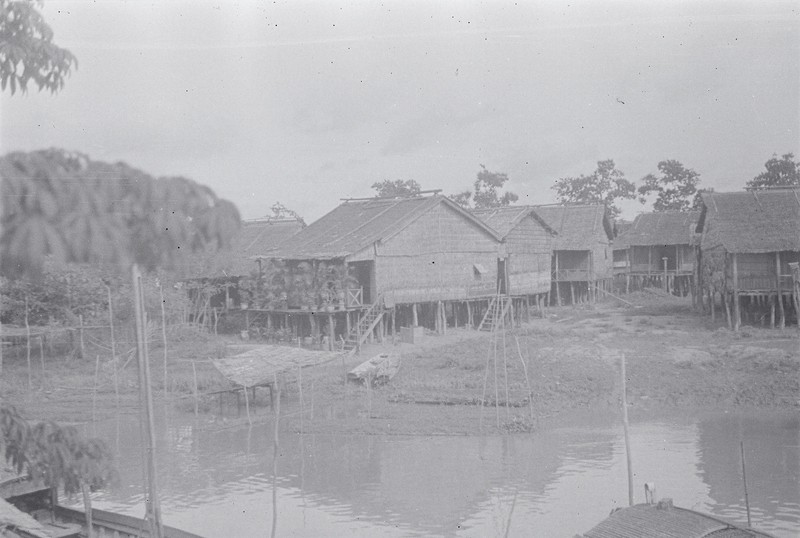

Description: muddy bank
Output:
[2,298,798,435]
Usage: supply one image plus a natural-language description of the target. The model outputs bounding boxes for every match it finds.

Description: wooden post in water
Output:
[132,264,164,538]
[620,353,634,507]
[776,252,785,329]
[732,253,740,331]
[740,441,752,528]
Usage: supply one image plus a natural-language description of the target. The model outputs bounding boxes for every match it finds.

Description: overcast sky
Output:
[2,0,798,222]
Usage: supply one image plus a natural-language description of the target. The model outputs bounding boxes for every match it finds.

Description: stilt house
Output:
[471,206,556,298]
[534,204,615,305]
[255,194,505,350]
[618,211,700,295]
[187,217,304,311]
[696,188,800,329]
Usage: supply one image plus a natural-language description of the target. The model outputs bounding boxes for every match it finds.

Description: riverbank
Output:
[1,295,798,435]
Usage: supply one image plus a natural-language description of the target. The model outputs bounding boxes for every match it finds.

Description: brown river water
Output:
[73,408,799,537]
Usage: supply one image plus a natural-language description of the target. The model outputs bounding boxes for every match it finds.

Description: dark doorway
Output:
[348,260,375,305]
[497,259,508,295]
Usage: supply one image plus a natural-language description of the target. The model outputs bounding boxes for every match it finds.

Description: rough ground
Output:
[1,293,798,436]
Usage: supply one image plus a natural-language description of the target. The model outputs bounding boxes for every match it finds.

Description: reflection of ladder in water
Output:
[478,294,513,332]
[343,296,385,354]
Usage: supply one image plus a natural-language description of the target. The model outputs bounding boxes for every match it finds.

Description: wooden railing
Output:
[345,287,363,307]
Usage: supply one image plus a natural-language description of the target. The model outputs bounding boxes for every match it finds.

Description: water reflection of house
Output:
[533,205,615,305]
[615,211,700,296]
[696,188,800,329]
[250,194,508,350]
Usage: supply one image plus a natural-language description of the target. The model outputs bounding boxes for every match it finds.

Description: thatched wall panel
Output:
[377,203,500,302]
[505,216,552,294]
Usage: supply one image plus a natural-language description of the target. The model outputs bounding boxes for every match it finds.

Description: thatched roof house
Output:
[201,217,305,278]
[533,204,615,283]
[622,211,700,275]
[471,206,556,296]
[267,194,503,306]
[696,187,800,328]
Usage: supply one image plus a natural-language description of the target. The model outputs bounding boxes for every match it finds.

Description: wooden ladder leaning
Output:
[477,294,513,332]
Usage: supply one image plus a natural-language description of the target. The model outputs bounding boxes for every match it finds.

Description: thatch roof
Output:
[213,345,344,387]
[533,204,614,250]
[193,218,304,277]
[698,188,800,253]
[471,206,556,238]
[268,195,501,260]
[0,498,51,538]
[582,502,774,538]
[623,211,700,247]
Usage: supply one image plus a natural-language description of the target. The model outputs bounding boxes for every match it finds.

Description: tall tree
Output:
[371,179,422,198]
[637,159,701,212]
[1,0,77,94]
[0,149,240,278]
[450,165,518,209]
[552,159,635,217]
[746,153,800,190]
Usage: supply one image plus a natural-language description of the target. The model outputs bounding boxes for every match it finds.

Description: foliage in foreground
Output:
[0,0,77,95]
[0,403,116,498]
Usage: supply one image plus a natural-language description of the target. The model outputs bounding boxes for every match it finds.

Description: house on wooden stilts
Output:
[534,204,615,305]
[696,187,800,330]
[472,206,557,321]
[256,193,504,352]
[184,216,304,324]
[617,211,700,297]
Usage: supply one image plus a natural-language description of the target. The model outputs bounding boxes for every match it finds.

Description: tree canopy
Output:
[371,179,422,198]
[746,153,800,190]
[552,159,635,217]
[0,149,241,279]
[637,159,701,212]
[0,0,77,94]
[450,165,518,209]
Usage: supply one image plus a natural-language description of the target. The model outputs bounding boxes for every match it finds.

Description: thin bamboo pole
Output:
[740,441,752,528]
[132,264,164,538]
[39,336,46,389]
[106,285,119,410]
[271,373,281,538]
[513,335,534,423]
[79,314,85,359]
[243,383,251,425]
[732,253,741,331]
[93,354,101,434]
[620,352,634,507]
[776,252,785,329]
[159,283,169,397]
[192,361,199,416]
[25,295,31,390]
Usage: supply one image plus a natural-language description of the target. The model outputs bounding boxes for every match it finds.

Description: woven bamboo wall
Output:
[376,203,499,303]
[592,240,614,279]
[505,216,552,294]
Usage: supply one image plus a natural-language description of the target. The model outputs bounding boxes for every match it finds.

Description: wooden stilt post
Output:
[328,314,335,351]
[732,253,741,331]
[710,289,716,322]
[412,303,418,326]
[724,292,732,330]
[554,252,561,306]
[569,282,575,306]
